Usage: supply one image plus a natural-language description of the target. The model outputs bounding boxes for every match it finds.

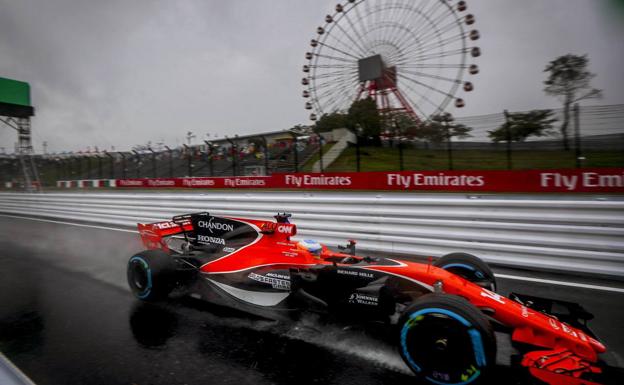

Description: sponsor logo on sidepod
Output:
[348,293,378,306]
[154,221,179,230]
[248,272,290,290]
[277,225,294,234]
[197,217,235,233]
[197,234,225,245]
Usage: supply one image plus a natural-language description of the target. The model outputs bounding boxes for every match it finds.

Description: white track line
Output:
[0,351,37,385]
[2,213,624,294]
[495,273,624,294]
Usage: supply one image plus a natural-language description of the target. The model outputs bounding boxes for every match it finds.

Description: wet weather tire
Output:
[434,252,497,292]
[127,250,175,301]
[398,294,496,385]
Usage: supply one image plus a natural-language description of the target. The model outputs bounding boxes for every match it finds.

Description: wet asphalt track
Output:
[0,214,623,385]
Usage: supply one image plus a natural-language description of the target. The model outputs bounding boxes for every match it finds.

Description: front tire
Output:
[127,250,175,301]
[398,294,496,385]
[434,252,497,292]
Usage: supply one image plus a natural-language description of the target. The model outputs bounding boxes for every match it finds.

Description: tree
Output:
[416,113,472,143]
[488,109,557,143]
[389,112,419,138]
[314,112,348,133]
[347,97,382,140]
[543,54,602,150]
[288,124,310,135]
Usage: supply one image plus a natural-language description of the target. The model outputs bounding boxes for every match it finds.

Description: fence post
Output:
[76,156,82,179]
[225,137,237,176]
[164,146,173,177]
[105,152,114,179]
[132,150,141,178]
[86,156,92,179]
[445,121,453,171]
[98,155,103,179]
[120,153,127,179]
[574,103,582,168]
[204,141,214,176]
[504,109,512,170]
[183,145,193,177]
[149,148,156,177]
[262,138,270,174]
[288,132,298,173]
[398,140,404,171]
[56,160,62,181]
[356,134,361,172]
[317,133,324,172]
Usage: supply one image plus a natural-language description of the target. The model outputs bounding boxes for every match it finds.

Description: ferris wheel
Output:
[302,0,481,124]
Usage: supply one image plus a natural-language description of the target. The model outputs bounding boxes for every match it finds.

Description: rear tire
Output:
[398,294,496,385]
[127,250,175,301]
[434,252,497,292]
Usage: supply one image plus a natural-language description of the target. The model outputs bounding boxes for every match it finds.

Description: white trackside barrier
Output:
[0,191,623,277]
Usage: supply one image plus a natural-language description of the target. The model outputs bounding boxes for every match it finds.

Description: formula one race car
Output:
[128,212,608,385]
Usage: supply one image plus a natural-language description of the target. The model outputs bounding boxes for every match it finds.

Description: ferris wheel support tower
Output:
[356,54,420,122]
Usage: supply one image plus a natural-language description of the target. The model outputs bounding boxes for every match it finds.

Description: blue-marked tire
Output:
[127,250,175,301]
[398,294,496,385]
[434,252,497,292]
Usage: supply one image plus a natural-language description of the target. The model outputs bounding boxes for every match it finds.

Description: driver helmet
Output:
[297,239,323,256]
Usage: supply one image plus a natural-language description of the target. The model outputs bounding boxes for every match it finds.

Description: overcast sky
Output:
[1,0,623,153]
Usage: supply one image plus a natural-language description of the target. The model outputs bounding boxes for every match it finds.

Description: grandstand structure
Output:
[1,129,323,187]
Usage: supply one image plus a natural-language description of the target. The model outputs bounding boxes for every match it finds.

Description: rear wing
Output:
[137,212,297,252]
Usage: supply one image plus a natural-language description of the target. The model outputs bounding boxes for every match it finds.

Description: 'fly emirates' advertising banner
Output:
[114,168,624,193]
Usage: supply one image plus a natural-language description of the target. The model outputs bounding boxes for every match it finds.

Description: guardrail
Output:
[1,192,623,277]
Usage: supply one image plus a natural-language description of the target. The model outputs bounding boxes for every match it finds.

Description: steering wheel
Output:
[340,256,357,264]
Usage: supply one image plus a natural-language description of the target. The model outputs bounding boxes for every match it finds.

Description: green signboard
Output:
[0,77,31,106]
[0,77,34,117]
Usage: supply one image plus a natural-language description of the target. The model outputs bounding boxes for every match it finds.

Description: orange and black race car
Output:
[128,212,609,385]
